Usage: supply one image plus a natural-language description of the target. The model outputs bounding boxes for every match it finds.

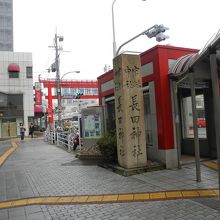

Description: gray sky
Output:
[13,0,219,82]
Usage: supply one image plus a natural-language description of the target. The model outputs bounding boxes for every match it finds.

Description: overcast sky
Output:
[13,0,219,82]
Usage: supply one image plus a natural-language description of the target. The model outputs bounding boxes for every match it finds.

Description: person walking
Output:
[19,123,26,140]
[29,123,35,138]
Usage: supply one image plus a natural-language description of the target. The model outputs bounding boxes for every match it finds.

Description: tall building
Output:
[0,52,34,138]
[0,0,13,51]
[0,0,34,138]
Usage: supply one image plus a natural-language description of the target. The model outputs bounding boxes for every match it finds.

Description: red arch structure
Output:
[39,78,98,123]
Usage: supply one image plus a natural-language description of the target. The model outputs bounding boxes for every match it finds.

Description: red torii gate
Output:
[39,78,98,123]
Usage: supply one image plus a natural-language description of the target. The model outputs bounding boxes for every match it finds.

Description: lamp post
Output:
[112,0,146,57]
[61,71,80,80]
[56,71,80,126]
[116,24,169,56]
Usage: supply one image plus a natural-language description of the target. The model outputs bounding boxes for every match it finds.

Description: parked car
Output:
[197,118,206,127]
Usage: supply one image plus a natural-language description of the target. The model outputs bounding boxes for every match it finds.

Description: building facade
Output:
[0,0,13,51]
[0,52,34,138]
[97,45,199,168]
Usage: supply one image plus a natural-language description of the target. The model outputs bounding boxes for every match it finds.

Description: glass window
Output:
[181,95,206,139]
[26,66,33,78]
[9,71,19,78]
[0,94,23,117]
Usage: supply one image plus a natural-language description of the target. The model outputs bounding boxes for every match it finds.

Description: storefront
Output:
[97,45,200,168]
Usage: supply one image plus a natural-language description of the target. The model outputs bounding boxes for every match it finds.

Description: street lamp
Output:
[116,24,169,56]
[61,71,80,80]
[112,0,146,57]
[56,70,80,126]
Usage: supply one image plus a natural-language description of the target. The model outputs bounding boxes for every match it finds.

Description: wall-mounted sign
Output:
[84,113,101,138]
[35,82,42,105]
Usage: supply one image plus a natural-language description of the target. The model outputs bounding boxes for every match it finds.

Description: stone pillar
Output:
[113,54,147,169]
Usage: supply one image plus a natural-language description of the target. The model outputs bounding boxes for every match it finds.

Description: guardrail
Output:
[44,131,80,152]
[44,131,56,144]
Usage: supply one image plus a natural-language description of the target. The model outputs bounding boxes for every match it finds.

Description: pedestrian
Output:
[73,132,79,151]
[19,123,26,140]
[29,123,35,138]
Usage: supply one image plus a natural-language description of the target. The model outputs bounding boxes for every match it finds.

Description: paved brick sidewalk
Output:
[0,139,219,220]
[0,140,14,156]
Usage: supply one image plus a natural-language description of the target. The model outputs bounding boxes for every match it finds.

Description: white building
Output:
[0,0,13,51]
[0,51,34,138]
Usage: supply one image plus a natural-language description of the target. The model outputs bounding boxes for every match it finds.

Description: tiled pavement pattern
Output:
[0,141,14,157]
[0,139,219,219]
[204,161,218,171]
[0,142,17,167]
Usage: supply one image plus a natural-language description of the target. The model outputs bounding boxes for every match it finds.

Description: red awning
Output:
[34,105,43,113]
[8,63,20,72]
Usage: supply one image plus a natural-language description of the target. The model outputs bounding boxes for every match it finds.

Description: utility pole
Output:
[55,33,61,126]
[51,33,64,127]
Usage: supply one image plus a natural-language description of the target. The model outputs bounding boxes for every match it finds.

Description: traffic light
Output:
[156,32,169,42]
[145,24,169,42]
[75,93,83,99]
[55,107,61,113]
[51,63,56,72]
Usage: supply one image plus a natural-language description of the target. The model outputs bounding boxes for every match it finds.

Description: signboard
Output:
[113,54,147,169]
[84,114,101,138]
[35,82,42,105]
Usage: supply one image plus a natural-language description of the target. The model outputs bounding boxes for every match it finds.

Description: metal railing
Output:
[44,131,56,144]
[44,130,80,152]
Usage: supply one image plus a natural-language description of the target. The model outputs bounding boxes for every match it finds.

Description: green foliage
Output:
[34,125,45,132]
[97,129,117,163]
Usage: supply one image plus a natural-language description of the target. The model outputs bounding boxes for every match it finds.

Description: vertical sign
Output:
[114,54,147,169]
[35,82,42,105]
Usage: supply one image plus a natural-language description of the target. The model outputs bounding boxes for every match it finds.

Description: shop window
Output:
[181,95,206,139]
